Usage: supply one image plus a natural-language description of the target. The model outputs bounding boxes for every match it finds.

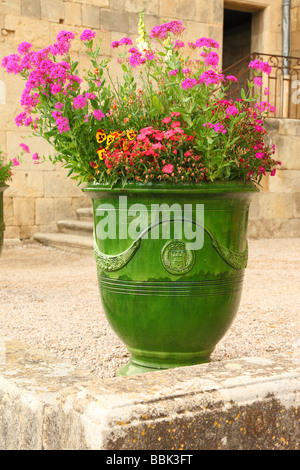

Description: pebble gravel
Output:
[0,238,299,378]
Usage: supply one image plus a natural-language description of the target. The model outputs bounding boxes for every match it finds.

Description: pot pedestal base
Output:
[116,360,162,377]
[116,355,212,377]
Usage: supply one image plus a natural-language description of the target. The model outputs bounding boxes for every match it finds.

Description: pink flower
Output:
[50,83,62,95]
[24,116,33,126]
[17,42,32,55]
[173,40,184,49]
[80,29,96,41]
[213,123,227,134]
[19,143,30,153]
[270,169,276,176]
[254,76,263,87]
[73,95,87,109]
[255,152,264,159]
[15,112,27,127]
[162,164,174,174]
[169,68,178,76]
[226,75,238,82]
[119,37,133,46]
[32,152,40,164]
[150,21,185,39]
[162,117,171,124]
[111,41,120,49]
[129,51,146,68]
[195,37,220,49]
[198,70,224,86]
[264,87,270,96]
[249,59,272,76]
[52,110,62,119]
[55,116,70,133]
[93,109,105,120]
[85,92,96,100]
[145,51,155,61]
[226,105,239,116]
[181,78,198,90]
[12,158,20,166]
[202,51,219,68]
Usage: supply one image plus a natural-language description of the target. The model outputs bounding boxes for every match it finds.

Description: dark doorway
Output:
[222,9,252,71]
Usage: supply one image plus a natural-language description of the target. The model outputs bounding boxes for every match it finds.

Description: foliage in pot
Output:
[1,14,282,374]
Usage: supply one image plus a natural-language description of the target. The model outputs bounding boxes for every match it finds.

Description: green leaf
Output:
[152,95,163,113]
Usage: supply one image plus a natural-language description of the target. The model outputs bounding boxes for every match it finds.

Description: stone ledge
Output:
[0,337,299,450]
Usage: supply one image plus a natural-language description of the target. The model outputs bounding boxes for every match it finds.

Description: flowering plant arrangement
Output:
[0,149,15,184]
[1,13,281,186]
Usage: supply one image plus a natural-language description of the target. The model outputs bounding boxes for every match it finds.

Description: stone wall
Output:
[248,118,300,238]
[0,0,299,239]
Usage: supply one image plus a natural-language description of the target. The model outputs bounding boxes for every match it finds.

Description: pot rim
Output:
[82,180,259,194]
[0,183,8,193]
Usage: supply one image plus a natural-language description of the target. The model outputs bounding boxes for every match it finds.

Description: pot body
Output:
[0,184,7,256]
[83,181,258,376]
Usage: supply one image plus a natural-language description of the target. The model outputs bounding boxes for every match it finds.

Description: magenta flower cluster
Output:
[249,59,272,76]
[150,21,185,39]
[80,29,96,42]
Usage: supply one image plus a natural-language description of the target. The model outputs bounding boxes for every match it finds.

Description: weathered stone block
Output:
[54,197,73,221]
[294,192,300,218]
[82,4,101,29]
[101,9,129,33]
[2,225,20,239]
[21,0,41,18]
[0,339,299,450]
[12,197,35,226]
[64,2,82,26]
[268,170,300,193]
[4,15,50,48]
[110,0,125,10]
[5,170,44,198]
[41,0,65,23]
[249,218,300,238]
[74,0,108,5]
[260,193,294,220]
[44,171,84,198]
[0,0,21,16]
[124,0,159,16]
[36,197,54,225]
[3,197,14,226]
[248,192,262,220]
[274,134,300,170]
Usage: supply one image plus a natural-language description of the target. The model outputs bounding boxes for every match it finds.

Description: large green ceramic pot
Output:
[0,184,7,256]
[83,181,258,376]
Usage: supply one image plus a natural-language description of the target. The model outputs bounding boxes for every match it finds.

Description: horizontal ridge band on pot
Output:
[98,274,244,297]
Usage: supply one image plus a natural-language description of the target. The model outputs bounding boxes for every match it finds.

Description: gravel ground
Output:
[0,238,299,378]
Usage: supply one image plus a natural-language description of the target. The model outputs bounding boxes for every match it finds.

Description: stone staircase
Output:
[33,207,94,254]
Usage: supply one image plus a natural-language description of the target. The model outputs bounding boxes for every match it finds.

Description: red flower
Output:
[162,163,174,174]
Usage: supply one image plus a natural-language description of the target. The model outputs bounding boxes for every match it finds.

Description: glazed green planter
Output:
[83,181,258,376]
[0,184,7,256]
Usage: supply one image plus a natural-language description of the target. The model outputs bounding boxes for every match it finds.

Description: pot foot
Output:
[116,360,166,377]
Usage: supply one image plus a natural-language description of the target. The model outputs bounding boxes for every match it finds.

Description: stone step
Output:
[76,207,93,221]
[33,232,93,254]
[57,219,94,237]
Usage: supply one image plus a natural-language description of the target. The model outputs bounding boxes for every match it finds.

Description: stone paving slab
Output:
[0,338,299,450]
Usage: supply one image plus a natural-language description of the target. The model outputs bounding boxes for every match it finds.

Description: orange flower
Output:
[120,139,130,150]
